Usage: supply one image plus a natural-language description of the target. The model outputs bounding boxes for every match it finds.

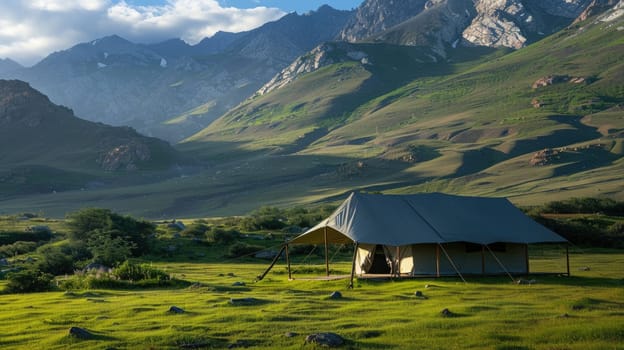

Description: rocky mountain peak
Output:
[340,0,609,51]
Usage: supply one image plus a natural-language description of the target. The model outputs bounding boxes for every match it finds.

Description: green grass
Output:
[0,247,622,349]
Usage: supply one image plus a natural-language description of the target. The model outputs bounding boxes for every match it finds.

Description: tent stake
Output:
[566,244,570,276]
[481,245,486,275]
[324,227,330,276]
[438,243,466,283]
[436,244,440,278]
[256,245,286,282]
[349,242,359,289]
[485,245,515,282]
[525,244,530,275]
[286,244,291,280]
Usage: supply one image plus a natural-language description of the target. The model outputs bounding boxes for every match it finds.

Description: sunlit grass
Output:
[0,248,622,349]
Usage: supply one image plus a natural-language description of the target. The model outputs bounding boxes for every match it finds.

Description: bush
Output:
[180,223,210,238]
[0,241,38,258]
[88,233,136,267]
[0,231,53,245]
[112,260,170,281]
[36,245,77,275]
[207,228,240,245]
[227,242,264,258]
[66,208,155,256]
[4,268,53,293]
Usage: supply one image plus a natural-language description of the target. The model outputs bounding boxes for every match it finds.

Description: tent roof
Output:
[289,192,567,246]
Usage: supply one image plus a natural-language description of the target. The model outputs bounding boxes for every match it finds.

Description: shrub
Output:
[0,231,53,245]
[36,245,76,275]
[88,233,136,267]
[227,242,264,258]
[65,208,155,256]
[4,268,54,293]
[112,260,170,281]
[207,228,240,245]
[180,223,210,238]
[0,241,38,258]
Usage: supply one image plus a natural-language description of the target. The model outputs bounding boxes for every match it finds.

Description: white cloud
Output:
[0,0,285,66]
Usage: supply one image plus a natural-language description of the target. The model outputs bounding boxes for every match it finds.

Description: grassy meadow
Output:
[1,239,623,349]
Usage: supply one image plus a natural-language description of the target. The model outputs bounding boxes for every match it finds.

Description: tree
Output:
[87,232,136,267]
[5,268,53,293]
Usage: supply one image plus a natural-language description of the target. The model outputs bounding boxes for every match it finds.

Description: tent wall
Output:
[356,243,528,276]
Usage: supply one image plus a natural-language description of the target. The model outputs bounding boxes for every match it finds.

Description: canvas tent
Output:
[259,192,568,285]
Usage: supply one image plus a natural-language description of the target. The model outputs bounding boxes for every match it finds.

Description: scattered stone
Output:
[516,279,537,285]
[414,291,427,299]
[227,272,235,277]
[285,332,298,338]
[305,332,344,347]
[441,308,454,317]
[425,284,435,289]
[558,313,570,318]
[68,326,93,339]
[217,273,225,277]
[168,306,185,314]
[227,340,249,348]
[232,281,246,287]
[578,266,591,271]
[229,297,260,305]
[82,263,112,273]
[531,97,542,108]
[0,258,8,266]
[329,291,342,299]
[532,75,569,89]
[26,225,52,234]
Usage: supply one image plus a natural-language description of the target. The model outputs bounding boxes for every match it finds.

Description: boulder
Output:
[229,297,261,305]
[441,308,454,317]
[68,327,93,339]
[329,291,342,299]
[168,306,185,314]
[305,332,344,347]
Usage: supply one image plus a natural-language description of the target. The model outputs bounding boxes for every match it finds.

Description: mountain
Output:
[340,0,595,53]
[180,1,624,213]
[0,6,353,143]
[0,80,184,196]
[0,58,22,74]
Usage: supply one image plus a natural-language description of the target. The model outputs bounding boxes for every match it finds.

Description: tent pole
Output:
[481,245,486,275]
[256,245,286,282]
[566,244,570,276]
[525,244,530,275]
[324,227,330,276]
[349,242,359,289]
[435,244,440,278]
[438,243,466,283]
[396,246,401,277]
[286,244,292,280]
[485,245,515,282]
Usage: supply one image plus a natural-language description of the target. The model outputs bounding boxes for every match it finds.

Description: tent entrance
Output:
[368,245,391,274]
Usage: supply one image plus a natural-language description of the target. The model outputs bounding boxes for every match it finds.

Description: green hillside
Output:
[179,12,624,209]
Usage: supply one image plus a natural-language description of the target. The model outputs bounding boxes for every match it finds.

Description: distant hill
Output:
[0,58,22,74]
[0,6,353,143]
[0,80,184,196]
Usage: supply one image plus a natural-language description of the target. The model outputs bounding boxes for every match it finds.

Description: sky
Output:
[0,0,362,67]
